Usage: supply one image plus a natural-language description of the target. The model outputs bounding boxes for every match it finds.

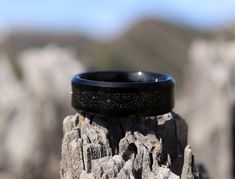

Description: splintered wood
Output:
[60,112,198,179]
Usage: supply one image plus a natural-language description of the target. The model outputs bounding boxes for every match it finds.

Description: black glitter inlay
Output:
[72,87,173,116]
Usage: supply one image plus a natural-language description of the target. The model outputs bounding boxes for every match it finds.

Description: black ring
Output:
[71,71,175,116]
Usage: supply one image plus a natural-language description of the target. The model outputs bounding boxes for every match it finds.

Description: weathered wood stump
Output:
[60,112,198,179]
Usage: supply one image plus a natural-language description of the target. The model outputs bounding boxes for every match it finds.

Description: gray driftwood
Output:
[60,112,198,179]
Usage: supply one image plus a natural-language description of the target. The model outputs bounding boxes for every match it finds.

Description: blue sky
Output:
[1,0,235,37]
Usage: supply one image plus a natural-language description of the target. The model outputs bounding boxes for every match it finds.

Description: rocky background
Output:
[0,46,84,179]
[0,19,234,179]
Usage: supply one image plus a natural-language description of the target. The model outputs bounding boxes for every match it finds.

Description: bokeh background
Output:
[0,1,235,179]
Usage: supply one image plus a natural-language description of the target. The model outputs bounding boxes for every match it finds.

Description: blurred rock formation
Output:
[177,40,235,179]
[0,45,85,179]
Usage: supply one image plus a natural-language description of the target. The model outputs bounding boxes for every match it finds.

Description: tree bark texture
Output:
[60,112,198,179]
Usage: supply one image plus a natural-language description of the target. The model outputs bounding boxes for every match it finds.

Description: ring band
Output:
[71,71,175,116]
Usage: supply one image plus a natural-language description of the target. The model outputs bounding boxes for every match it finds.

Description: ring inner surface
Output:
[79,72,162,83]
